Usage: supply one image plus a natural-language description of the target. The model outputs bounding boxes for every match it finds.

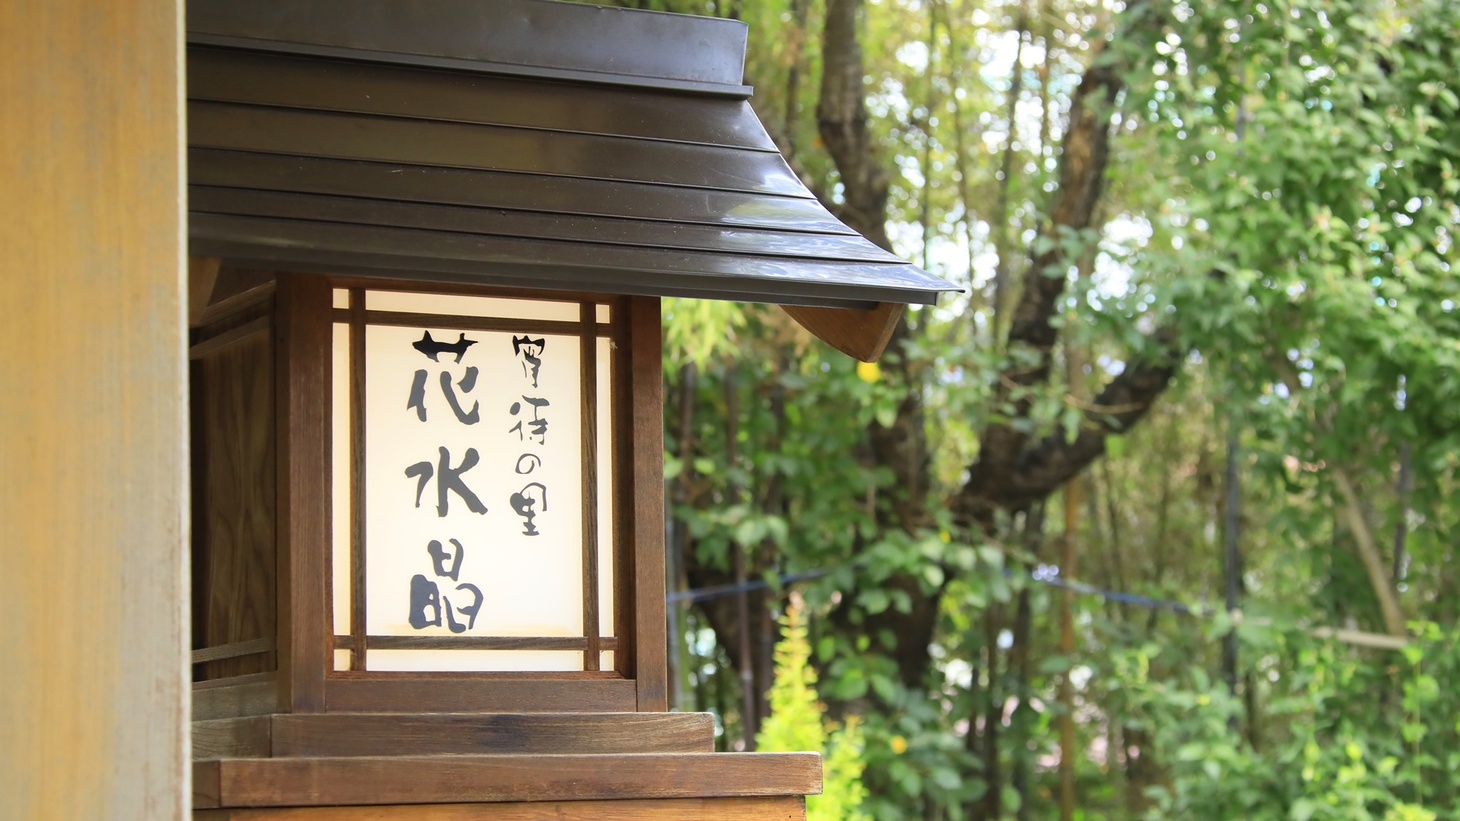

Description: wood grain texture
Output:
[189,316,270,360]
[629,296,668,711]
[203,269,277,325]
[195,330,278,679]
[191,796,804,820]
[193,717,273,759]
[253,711,714,757]
[191,256,223,326]
[193,675,282,721]
[276,275,333,711]
[347,288,367,671]
[579,301,601,670]
[610,295,634,677]
[192,638,277,666]
[780,302,905,363]
[195,752,822,808]
[0,0,186,818]
[323,677,637,713]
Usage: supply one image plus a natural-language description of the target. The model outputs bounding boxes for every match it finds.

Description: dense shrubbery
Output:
[645,0,1460,816]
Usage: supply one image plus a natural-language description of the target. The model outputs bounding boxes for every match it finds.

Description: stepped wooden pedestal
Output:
[192,713,819,820]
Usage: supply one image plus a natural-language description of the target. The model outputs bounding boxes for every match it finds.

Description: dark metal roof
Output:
[185,0,957,310]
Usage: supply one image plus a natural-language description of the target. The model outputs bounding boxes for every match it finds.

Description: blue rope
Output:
[669,560,1196,615]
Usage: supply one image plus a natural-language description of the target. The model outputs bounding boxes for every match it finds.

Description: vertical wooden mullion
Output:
[611,296,634,679]
[580,302,601,671]
[629,296,667,710]
[276,273,330,712]
[349,288,368,671]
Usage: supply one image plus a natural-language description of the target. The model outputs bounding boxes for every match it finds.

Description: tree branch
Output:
[977,57,1123,482]
[818,0,892,250]
[956,326,1182,521]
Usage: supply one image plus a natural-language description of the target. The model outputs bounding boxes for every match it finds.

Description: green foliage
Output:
[662,297,746,370]
[664,0,1460,818]
[757,603,870,821]
[820,718,872,821]
[1103,621,1460,820]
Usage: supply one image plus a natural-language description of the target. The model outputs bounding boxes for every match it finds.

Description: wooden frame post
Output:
[629,296,668,711]
[276,274,332,712]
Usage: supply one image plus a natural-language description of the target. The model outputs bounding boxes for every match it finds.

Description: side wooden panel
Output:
[629,297,668,711]
[191,256,223,326]
[276,275,333,712]
[193,329,277,679]
[196,752,822,808]
[194,796,805,820]
[193,674,282,721]
[0,0,186,818]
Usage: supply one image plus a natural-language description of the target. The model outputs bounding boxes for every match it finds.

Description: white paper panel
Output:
[331,323,352,636]
[362,323,585,656]
[368,649,584,672]
[595,303,610,323]
[597,335,615,641]
[366,291,579,321]
[332,288,350,309]
[334,649,352,671]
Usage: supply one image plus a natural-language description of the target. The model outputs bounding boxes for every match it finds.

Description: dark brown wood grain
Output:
[339,310,605,337]
[348,287,367,672]
[192,712,712,759]
[195,759,224,809]
[203,269,277,326]
[189,316,270,360]
[780,301,904,363]
[193,716,273,759]
[193,674,281,721]
[276,274,332,712]
[611,295,634,678]
[190,256,222,327]
[194,327,277,680]
[191,796,804,820]
[268,712,714,757]
[323,677,638,713]
[195,751,821,808]
[580,301,601,671]
[339,636,616,651]
[192,638,277,666]
[629,296,667,711]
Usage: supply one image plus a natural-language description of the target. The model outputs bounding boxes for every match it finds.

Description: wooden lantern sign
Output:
[186,0,954,817]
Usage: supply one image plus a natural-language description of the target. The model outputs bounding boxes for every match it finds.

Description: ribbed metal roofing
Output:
[186,0,957,311]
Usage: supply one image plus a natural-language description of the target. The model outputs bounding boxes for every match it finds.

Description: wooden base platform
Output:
[192,712,819,819]
[195,796,806,820]
[195,752,820,808]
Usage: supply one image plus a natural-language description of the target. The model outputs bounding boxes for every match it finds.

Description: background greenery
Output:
[615,0,1459,817]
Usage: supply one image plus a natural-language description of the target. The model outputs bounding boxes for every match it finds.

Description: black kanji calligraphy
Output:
[509,481,548,536]
[413,330,477,363]
[512,335,546,387]
[405,446,488,517]
[443,584,484,633]
[508,396,550,444]
[427,538,464,582]
[408,574,443,629]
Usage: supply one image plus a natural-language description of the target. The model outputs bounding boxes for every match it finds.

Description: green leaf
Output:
[859,589,890,615]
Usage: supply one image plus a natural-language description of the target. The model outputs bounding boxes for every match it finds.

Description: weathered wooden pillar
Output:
[0,0,187,817]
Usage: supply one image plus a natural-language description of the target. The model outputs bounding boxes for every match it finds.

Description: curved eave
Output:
[185,0,959,359]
